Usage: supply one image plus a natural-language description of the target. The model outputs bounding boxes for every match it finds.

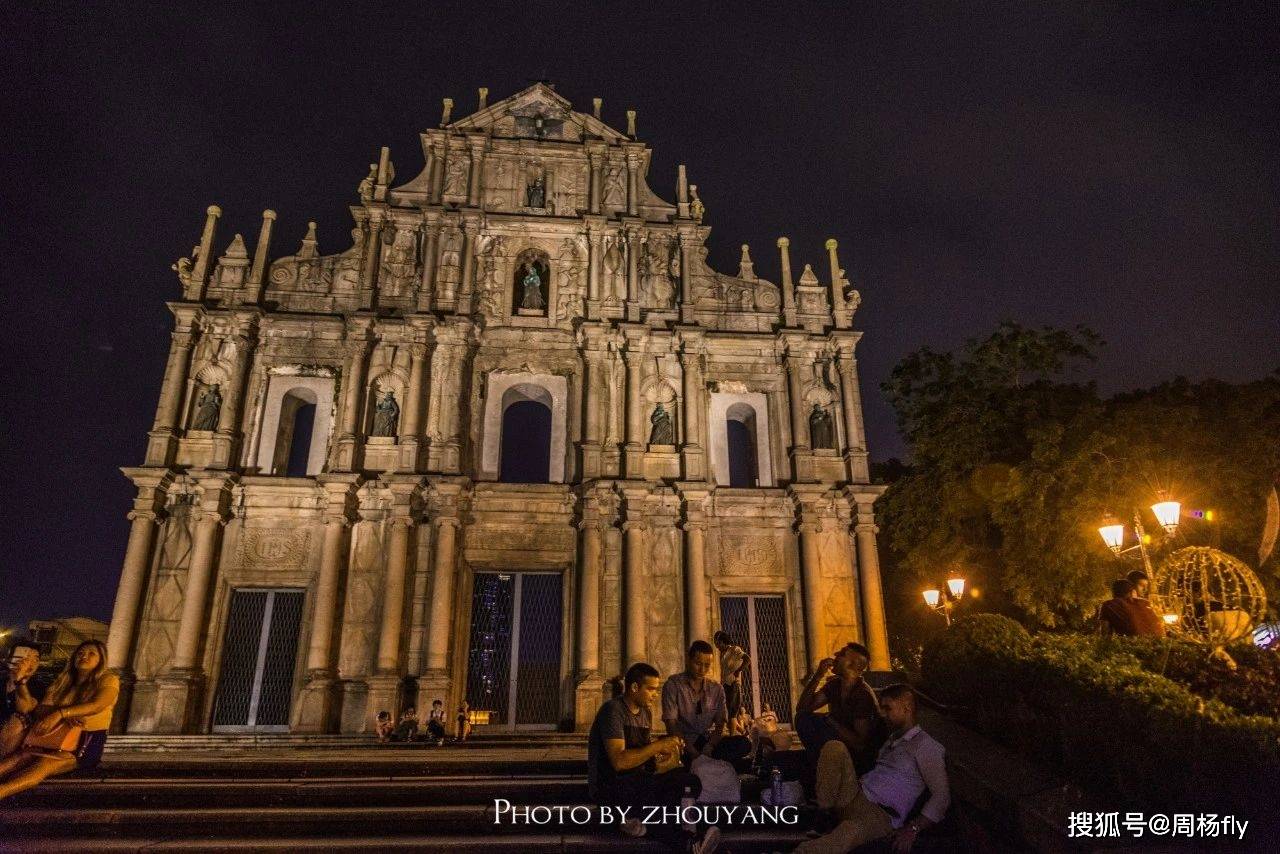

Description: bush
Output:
[922,624,1280,829]
[1104,635,1280,719]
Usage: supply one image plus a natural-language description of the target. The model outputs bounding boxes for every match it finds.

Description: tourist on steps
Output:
[1,637,43,759]
[796,684,950,854]
[588,661,720,853]
[712,631,748,723]
[0,640,119,801]
[662,640,752,770]
[795,643,883,776]
[425,699,447,744]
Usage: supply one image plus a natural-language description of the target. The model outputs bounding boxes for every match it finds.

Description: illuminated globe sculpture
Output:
[1152,547,1267,651]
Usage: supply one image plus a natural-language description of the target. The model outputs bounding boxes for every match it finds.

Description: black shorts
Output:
[75,730,108,770]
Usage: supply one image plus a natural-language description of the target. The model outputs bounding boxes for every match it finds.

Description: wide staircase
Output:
[0,733,810,853]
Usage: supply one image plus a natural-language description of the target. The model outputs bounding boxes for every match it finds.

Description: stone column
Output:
[825,239,846,318]
[625,229,640,305]
[581,348,604,478]
[400,342,428,470]
[246,209,276,302]
[146,324,197,465]
[106,500,163,671]
[418,217,440,311]
[678,338,706,480]
[360,212,382,292]
[368,508,415,722]
[216,326,256,440]
[154,478,228,732]
[678,232,695,323]
[335,337,369,471]
[623,344,644,475]
[577,521,603,675]
[457,221,478,313]
[588,151,602,214]
[682,521,708,647]
[466,141,485,207]
[854,508,891,670]
[424,518,459,673]
[587,225,603,302]
[625,153,639,217]
[296,476,356,732]
[785,352,809,452]
[798,519,826,669]
[623,520,647,665]
[188,205,222,294]
[837,350,870,482]
[778,237,796,326]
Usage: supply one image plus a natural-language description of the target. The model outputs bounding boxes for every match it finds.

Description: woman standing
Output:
[0,640,119,800]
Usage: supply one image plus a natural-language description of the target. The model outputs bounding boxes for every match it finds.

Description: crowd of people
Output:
[587,638,951,853]
[375,698,467,745]
[0,638,119,800]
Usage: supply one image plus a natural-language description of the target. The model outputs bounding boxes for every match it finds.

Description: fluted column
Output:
[577,521,604,674]
[683,521,708,647]
[376,516,415,673]
[458,221,478,312]
[425,518,460,672]
[340,341,369,436]
[466,144,485,207]
[216,329,255,435]
[623,520,647,665]
[798,520,826,669]
[855,512,890,670]
[401,343,428,467]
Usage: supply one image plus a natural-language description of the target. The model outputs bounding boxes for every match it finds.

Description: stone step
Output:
[8,774,588,809]
[104,733,588,753]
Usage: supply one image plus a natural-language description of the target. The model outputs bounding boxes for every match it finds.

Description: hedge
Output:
[922,615,1280,827]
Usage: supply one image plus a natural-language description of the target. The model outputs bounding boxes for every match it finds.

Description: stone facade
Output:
[105,84,890,734]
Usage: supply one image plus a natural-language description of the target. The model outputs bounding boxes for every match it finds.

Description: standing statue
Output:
[689,185,705,223]
[371,390,400,438]
[526,174,546,208]
[520,262,546,311]
[604,167,626,208]
[809,404,834,449]
[649,403,675,445]
[357,163,377,203]
[444,157,469,197]
[191,384,222,431]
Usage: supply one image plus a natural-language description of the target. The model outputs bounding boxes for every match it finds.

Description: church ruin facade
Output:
[104,84,890,734]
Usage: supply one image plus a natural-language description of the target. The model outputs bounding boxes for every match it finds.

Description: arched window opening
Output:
[499,399,552,483]
[272,387,320,476]
[726,403,759,488]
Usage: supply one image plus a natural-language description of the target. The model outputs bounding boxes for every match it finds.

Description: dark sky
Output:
[2,2,1277,629]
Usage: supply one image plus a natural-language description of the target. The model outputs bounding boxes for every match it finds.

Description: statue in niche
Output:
[519,261,547,311]
[371,390,400,438]
[649,402,675,445]
[357,163,376,203]
[526,173,546,208]
[191,384,222,431]
[380,229,417,296]
[444,157,469,197]
[604,166,626,208]
[809,404,834,450]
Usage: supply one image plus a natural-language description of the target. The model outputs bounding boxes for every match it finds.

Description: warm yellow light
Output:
[1098,522,1126,552]
[922,589,941,608]
[1204,510,1215,522]
[947,577,966,598]
[969,587,981,598]
[1163,613,1179,625]
[1151,498,1181,534]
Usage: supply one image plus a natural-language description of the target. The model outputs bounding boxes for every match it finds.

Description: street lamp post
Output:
[1098,492,1183,577]
[923,577,966,626]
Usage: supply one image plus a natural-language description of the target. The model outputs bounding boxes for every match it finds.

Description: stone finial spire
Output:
[626,109,636,138]
[298,221,318,260]
[738,244,755,280]
[248,209,276,292]
[441,97,454,126]
[478,87,489,110]
[777,237,796,323]
[222,233,249,260]
[798,263,819,287]
[190,204,222,287]
[592,97,602,120]
[677,165,690,218]
[825,238,847,316]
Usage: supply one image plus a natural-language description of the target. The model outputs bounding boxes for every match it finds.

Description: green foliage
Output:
[1104,635,1280,719]
[878,322,1280,630]
[921,625,1280,823]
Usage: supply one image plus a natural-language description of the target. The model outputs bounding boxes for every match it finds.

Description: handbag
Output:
[23,717,84,753]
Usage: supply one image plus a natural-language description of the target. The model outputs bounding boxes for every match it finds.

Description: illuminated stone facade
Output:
[105,84,889,734]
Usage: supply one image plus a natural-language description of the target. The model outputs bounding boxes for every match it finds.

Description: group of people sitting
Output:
[0,638,120,801]
[374,699,470,744]
[588,636,950,853]
[1097,569,1166,637]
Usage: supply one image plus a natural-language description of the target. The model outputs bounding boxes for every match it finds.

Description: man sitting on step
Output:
[588,661,720,853]
[796,684,950,854]
[662,640,753,771]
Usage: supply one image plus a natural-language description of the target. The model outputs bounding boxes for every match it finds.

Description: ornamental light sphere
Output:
[1152,546,1267,657]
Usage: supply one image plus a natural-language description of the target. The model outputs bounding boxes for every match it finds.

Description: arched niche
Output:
[512,248,551,316]
[709,392,774,487]
[481,373,569,483]
[254,375,334,476]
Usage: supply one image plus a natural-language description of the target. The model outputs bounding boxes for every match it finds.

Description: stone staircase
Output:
[0,735,809,853]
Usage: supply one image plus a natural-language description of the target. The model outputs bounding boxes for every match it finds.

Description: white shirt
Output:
[859,725,950,828]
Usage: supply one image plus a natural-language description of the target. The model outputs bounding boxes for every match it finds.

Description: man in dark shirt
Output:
[1099,579,1166,637]
[796,642,882,775]
[1,639,42,759]
[588,662,719,852]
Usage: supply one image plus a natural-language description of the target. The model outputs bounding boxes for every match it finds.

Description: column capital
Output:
[126,509,161,523]
[389,516,416,532]
[621,520,648,533]
[679,520,707,534]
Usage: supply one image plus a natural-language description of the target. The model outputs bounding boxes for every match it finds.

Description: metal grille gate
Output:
[465,572,562,730]
[718,595,793,723]
[212,589,304,732]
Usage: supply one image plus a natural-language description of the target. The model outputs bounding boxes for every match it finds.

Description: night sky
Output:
[2,3,1277,629]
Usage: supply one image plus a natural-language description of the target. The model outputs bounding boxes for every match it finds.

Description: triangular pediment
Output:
[450,83,628,142]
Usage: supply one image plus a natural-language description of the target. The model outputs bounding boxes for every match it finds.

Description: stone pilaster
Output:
[399,339,430,471]
[835,340,871,483]
[146,306,203,466]
[847,488,890,670]
[418,483,462,711]
[677,330,706,481]
[466,136,487,207]
[333,327,371,471]
[580,341,606,478]
[621,488,648,666]
[677,484,712,648]
[368,483,417,724]
[417,214,441,312]
[625,152,639,217]
[622,334,645,476]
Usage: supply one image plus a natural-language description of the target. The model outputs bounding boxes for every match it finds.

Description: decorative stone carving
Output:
[378,227,418,297]
[648,403,674,445]
[443,156,469,197]
[603,166,625,208]
[526,172,546,208]
[371,390,400,437]
[238,529,312,570]
[191,384,222,431]
[357,163,376,203]
[720,534,781,576]
[513,248,550,313]
[689,184,704,223]
[809,404,834,449]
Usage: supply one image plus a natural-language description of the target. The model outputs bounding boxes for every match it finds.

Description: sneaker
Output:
[689,826,720,854]
[620,818,647,838]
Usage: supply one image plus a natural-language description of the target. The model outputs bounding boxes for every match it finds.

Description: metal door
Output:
[718,594,793,723]
[465,572,562,730]
[212,589,304,732]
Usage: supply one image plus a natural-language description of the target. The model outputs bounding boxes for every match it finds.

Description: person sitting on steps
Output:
[796,643,884,776]
[662,640,753,770]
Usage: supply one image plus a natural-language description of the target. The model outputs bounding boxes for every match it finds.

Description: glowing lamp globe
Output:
[922,589,941,608]
[1151,498,1181,534]
[947,578,966,598]
[1098,522,1126,553]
